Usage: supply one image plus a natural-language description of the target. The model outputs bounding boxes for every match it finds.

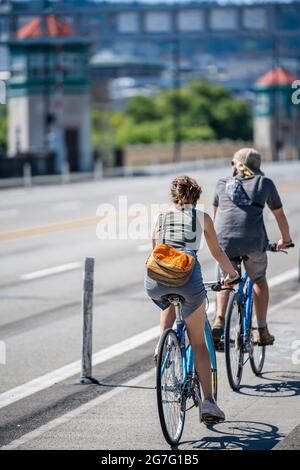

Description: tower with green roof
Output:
[253,67,299,161]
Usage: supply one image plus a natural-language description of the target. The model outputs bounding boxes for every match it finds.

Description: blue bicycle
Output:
[156,281,223,446]
[224,242,294,390]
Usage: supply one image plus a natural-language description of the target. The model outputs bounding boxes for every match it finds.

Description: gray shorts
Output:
[144,249,207,319]
[218,251,268,283]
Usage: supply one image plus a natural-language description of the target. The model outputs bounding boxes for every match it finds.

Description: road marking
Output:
[0,209,19,219]
[0,326,159,410]
[0,216,104,241]
[0,368,155,450]
[268,268,298,288]
[0,267,297,411]
[205,268,298,317]
[268,291,300,314]
[20,262,82,281]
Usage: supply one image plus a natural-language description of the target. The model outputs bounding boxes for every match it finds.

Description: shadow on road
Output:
[177,420,284,450]
[237,370,300,398]
[95,382,155,391]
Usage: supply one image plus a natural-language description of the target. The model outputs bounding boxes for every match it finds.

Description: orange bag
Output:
[146,243,195,287]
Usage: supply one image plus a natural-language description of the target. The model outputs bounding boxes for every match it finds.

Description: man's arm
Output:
[272,207,293,249]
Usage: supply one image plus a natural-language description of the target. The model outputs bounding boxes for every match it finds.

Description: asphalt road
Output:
[0,160,299,450]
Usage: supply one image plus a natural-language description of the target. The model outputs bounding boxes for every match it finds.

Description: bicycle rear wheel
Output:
[225,292,244,391]
[156,328,185,446]
[249,305,266,375]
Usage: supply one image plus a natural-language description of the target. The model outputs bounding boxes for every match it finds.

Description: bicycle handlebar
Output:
[267,242,295,253]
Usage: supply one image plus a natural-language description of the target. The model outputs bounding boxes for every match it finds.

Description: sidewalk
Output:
[2,280,300,450]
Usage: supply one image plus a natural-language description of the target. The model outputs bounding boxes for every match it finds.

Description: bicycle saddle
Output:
[161,294,185,305]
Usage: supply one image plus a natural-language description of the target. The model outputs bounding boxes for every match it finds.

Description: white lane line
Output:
[205,267,298,317]
[0,326,159,410]
[52,201,82,212]
[0,209,19,219]
[136,243,152,253]
[1,267,298,411]
[268,268,298,288]
[268,291,300,314]
[0,368,155,450]
[20,262,82,281]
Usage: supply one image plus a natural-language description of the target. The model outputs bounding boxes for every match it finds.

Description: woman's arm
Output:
[203,212,237,278]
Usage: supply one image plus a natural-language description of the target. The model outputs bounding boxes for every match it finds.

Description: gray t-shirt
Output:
[213,175,282,257]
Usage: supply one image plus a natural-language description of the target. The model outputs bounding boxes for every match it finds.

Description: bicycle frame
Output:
[171,317,216,385]
[237,272,254,349]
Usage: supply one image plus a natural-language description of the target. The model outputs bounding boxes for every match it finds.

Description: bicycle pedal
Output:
[202,415,225,427]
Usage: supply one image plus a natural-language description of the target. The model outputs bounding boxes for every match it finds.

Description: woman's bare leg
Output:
[159,304,175,336]
[185,301,212,399]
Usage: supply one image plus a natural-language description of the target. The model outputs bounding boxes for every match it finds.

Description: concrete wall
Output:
[124,140,270,166]
[8,96,29,155]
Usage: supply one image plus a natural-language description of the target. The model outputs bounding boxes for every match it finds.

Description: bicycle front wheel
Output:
[225,292,244,391]
[156,328,185,446]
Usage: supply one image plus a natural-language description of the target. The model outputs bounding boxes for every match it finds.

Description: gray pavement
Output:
[0,161,299,450]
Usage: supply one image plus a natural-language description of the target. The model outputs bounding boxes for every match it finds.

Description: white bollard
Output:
[23,163,32,188]
[61,161,70,185]
[77,257,98,384]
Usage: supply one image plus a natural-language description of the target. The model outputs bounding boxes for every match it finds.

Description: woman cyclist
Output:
[144,175,239,423]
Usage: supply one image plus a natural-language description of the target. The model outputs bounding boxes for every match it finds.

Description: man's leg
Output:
[214,290,230,326]
[253,279,269,325]
[245,252,274,345]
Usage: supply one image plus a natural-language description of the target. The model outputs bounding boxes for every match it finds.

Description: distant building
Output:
[7,11,92,173]
[89,50,165,106]
[1,1,300,93]
[253,67,299,160]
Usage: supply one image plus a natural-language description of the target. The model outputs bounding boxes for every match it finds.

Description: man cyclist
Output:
[212,148,293,346]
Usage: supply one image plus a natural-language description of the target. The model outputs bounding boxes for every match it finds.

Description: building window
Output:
[0,17,9,40]
[280,6,300,30]
[177,10,204,32]
[28,53,45,79]
[145,12,171,33]
[243,8,267,30]
[63,53,83,79]
[117,12,139,33]
[11,54,27,81]
[210,8,237,31]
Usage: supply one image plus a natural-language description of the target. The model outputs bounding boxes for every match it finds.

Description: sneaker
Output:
[257,326,275,346]
[212,319,225,346]
[202,399,225,425]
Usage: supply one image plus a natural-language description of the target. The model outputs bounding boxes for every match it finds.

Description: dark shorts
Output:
[144,249,207,319]
[218,250,268,283]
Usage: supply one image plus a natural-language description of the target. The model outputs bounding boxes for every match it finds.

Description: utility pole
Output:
[172,35,181,163]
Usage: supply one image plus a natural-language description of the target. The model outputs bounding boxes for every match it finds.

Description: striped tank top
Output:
[154,207,203,251]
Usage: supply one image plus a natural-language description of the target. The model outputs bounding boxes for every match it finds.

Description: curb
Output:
[274,424,300,450]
